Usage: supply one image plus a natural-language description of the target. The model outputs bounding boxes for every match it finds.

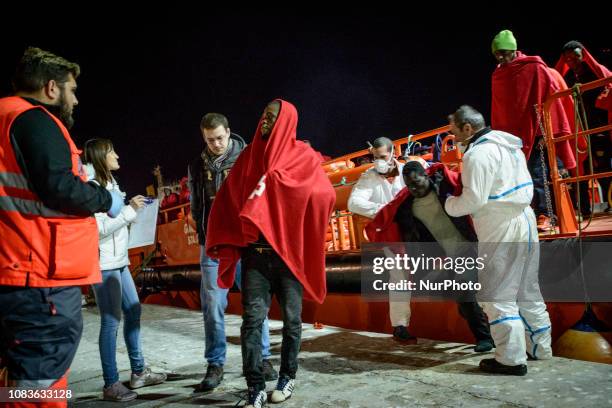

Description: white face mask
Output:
[373,145,395,175]
[374,159,391,174]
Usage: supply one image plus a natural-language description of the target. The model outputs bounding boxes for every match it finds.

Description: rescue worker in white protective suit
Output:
[445,105,552,376]
[348,137,414,341]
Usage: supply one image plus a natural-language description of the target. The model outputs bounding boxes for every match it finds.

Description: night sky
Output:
[1,17,609,196]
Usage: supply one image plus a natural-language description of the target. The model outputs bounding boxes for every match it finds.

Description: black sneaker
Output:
[198,365,223,391]
[479,358,527,376]
[474,339,495,353]
[245,387,267,407]
[393,325,416,342]
[262,359,278,381]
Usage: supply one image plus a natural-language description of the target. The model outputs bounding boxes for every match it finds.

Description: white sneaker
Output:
[270,376,295,403]
[244,387,267,407]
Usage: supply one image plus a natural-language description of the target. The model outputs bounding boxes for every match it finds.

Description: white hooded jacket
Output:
[445,129,533,241]
[348,161,406,219]
[85,163,137,270]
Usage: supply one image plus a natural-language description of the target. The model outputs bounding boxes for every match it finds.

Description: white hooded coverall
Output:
[445,129,552,366]
[348,162,410,327]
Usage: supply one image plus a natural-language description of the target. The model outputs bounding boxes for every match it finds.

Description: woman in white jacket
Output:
[84,139,166,402]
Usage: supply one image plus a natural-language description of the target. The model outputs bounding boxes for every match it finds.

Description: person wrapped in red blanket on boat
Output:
[556,41,612,214]
[490,29,578,232]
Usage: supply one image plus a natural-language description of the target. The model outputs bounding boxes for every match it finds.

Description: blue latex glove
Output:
[107,190,124,218]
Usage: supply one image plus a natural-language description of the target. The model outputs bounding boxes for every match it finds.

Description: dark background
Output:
[1,17,609,196]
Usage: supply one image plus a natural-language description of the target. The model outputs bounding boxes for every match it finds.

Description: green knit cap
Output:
[491,30,517,54]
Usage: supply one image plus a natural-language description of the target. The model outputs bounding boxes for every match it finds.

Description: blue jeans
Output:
[200,245,271,366]
[92,266,145,387]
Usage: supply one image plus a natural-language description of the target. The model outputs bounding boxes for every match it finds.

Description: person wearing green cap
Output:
[491,29,517,65]
[490,29,575,234]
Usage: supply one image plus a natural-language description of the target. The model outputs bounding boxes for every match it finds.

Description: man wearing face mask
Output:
[366,161,494,352]
[348,137,414,341]
[348,137,405,218]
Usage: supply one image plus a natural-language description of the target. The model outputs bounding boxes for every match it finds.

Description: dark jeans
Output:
[457,301,492,342]
[527,144,564,217]
[0,285,83,386]
[241,246,303,390]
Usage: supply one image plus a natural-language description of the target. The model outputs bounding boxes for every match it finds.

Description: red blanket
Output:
[555,46,612,133]
[205,99,335,304]
[491,51,572,161]
[548,67,581,169]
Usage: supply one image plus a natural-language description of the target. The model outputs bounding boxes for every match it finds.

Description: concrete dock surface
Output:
[69,304,612,407]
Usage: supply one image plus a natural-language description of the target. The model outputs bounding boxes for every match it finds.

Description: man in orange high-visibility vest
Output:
[0,47,123,408]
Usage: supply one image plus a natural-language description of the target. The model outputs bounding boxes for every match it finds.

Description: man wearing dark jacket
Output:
[188,113,275,392]
[367,161,494,352]
[0,47,119,407]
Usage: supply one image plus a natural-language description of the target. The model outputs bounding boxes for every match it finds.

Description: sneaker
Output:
[244,387,267,407]
[479,358,527,376]
[392,325,416,342]
[129,366,167,389]
[270,376,295,403]
[263,359,278,382]
[537,215,553,232]
[198,365,223,392]
[103,381,138,402]
[474,339,495,353]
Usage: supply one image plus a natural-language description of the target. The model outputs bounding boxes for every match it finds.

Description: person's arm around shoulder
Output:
[445,146,498,217]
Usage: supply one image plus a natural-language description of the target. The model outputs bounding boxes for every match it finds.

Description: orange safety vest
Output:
[0,96,101,287]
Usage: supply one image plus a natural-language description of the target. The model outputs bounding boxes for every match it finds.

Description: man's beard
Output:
[58,89,75,129]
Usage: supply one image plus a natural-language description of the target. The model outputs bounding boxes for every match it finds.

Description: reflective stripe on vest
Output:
[0,195,70,217]
[0,171,29,189]
[0,96,100,286]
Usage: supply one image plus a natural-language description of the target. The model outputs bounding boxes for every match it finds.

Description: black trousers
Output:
[527,144,564,217]
[241,246,303,390]
[0,285,83,385]
[457,301,492,342]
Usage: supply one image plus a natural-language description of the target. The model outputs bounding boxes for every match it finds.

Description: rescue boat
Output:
[129,77,612,360]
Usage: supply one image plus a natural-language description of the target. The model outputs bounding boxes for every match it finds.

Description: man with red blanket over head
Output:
[206,99,335,408]
[556,41,612,214]
[491,29,575,232]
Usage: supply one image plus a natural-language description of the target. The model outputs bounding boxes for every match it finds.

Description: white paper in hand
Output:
[128,199,159,249]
